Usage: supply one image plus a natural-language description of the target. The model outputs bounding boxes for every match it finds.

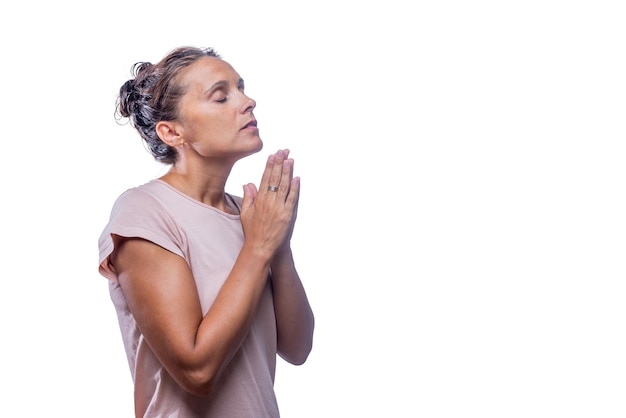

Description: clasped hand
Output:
[240,149,299,259]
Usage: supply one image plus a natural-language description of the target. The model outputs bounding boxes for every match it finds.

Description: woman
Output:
[98,46,315,418]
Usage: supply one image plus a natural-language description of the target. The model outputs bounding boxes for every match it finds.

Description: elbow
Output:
[290,349,312,366]
[177,366,221,397]
[279,344,312,365]
[279,317,315,365]
[296,339,314,365]
[279,335,314,366]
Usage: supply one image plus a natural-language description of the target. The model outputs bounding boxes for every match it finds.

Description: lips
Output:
[241,120,258,130]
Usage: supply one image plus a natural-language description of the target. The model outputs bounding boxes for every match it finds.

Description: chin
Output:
[248,137,263,154]
[236,139,263,160]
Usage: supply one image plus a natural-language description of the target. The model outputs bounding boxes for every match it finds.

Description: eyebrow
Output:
[204,78,245,95]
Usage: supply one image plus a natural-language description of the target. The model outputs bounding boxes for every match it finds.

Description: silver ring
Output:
[267,185,279,192]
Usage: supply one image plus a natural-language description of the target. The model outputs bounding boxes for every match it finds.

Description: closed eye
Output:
[213,90,227,103]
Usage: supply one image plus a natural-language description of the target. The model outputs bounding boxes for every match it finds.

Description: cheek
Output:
[187,114,222,137]
[210,115,238,137]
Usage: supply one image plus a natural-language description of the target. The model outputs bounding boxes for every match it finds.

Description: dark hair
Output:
[116,46,221,164]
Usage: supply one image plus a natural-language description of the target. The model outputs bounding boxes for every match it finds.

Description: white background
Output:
[1,1,625,417]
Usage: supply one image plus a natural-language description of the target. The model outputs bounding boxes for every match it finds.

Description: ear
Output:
[156,121,184,147]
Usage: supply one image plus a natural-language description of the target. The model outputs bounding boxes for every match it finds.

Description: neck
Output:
[160,164,236,213]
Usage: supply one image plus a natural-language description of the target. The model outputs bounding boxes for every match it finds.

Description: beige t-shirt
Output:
[98,179,279,418]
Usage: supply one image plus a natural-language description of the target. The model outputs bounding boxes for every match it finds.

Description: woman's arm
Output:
[265,150,314,364]
[271,247,315,364]
[112,235,273,397]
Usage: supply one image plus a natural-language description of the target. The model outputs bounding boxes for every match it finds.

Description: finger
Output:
[285,176,300,211]
[278,158,294,196]
[240,183,257,212]
[260,154,275,191]
[265,150,287,194]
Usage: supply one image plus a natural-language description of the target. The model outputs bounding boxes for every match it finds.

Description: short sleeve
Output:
[98,187,186,282]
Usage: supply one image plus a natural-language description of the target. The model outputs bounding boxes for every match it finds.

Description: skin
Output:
[109,57,315,398]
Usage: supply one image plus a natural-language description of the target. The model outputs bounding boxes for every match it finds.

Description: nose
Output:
[241,93,256,113]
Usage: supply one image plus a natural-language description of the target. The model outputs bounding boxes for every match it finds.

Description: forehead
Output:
[178,57,240,89]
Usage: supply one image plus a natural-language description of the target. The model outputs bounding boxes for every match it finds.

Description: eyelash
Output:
[215,86,245,103]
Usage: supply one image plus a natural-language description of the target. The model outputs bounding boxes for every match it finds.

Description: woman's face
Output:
[175,56,262,160]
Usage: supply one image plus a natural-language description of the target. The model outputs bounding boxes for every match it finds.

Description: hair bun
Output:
[117,79,137,118]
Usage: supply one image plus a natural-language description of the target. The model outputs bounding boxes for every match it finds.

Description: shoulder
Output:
[108,180,179,228]
[113,180,170,209]
[104,180,187,250]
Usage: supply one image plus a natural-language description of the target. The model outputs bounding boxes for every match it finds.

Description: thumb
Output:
[241,183,258,212]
